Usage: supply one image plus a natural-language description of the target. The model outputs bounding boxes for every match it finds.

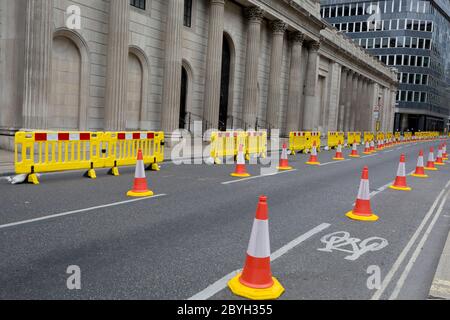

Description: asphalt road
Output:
[0,140,449,300]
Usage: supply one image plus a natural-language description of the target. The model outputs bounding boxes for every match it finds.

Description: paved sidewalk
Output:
[429,229,450,299]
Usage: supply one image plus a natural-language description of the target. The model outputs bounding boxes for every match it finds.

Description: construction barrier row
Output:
[14,131,165,184]
[210,131,267,164]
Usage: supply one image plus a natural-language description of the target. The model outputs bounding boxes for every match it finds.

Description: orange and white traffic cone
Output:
[425,147,438,171]
[333,142,345,161]
[127,149,154,197]
[306,142,320,165]
[346,166,379,222]
[228,196,285,300]
[435,146,445,166]
[376,140,382,151]
[363,142,371,155]
[443,143,448,160]
[349,143,360,158]
[278,143,293,171]
[412,150,428,178]
[231,144,251,177]
[389,154,412,191]
[370,140,376,153]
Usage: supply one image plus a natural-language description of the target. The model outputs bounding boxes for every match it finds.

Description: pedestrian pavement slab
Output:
[429,229,450,299]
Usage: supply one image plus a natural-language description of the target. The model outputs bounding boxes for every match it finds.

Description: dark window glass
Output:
[401,91,407,101]
[402,73,408,83]
[337,6,343,16]
[382,38,389,48]
[388,55,395,65]
[355,22,361,32]
[422,74,428,84]
[405,37,411,48]
[362,21,368,32]
[396,55,403,65]
[367,38,374,48]
[407,91,413,102]
[130,0,146,10]
[390,38,396,48]
[411,37,417,48]
[357,4,364,15]
[351,4,357,15]
[417,56,423,66]
[184,0,193,28]
[420,92,426,102]
[330,7,336,17]
[414,92,420,102]
[397,37,404,47]
[420,21,426,31]
[413,20,419,30]
[381,55,387,64]
[375,38,381,48]
[324,7,330,17]
[348,22,354,32]
[392,19,398,30]
[415,74,421,84]
[423,57,429,67]
[409,73,414,83]
[426,21,433,32]
[418,38,424,49]
[344,5,350,16]
[410,55,416,66]
[425,39,431,49]
[406,20,413,30]
[383,20,390,30]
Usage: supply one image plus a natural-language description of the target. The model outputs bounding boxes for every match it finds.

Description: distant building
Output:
[320,0,450,133]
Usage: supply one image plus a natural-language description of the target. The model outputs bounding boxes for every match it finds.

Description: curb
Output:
[429,230,450,300]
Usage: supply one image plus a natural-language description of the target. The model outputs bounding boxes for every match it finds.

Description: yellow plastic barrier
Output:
[404,132,412,141]
[305,132,321,153]
[395,132,401,141]
[327,132,345,149]
[364,132,375,143]
[386,132,393,142]
[15,131,165,184]
[347,132,362,146]
[211,131,267,164]
[289,132,306,154]
[103,131,164,175]
[15,131,105,184]
[376,132,385,142]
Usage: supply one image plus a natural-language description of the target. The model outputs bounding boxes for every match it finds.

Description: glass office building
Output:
[320,0,450,132]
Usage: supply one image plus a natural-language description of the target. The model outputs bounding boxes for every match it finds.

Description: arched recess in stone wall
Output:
[223,31,236,128]
[127,46,150,130]
[50,28,90,130]
[180,59,194,129]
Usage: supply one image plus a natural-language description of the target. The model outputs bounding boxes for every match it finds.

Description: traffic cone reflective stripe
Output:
[278,144,293,170]
[333,142,345,160]
[425,147,438,171]
[306,142,320,165]
[127,150,154,197]
[435,146,445,166]
[390,154,412,191]
[346,167,379,222]
[370,141,376,153]
[349,143,360,158]
[231,145,251,177]
[228,196,285,300]
[363,142,371,155]
[412,150,428,178]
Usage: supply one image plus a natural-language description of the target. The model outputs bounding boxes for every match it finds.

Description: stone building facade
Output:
[0,0,398,149]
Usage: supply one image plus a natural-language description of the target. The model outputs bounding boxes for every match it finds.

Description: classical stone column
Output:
[338,68,348,131]
[354,76,364,131]
[286,32,304,133]
[203,0,225,130]
[104,0,130,130]
[325,62,342,132]
[242,6,264,129]
[161,0,184,137]
[344,70,354,131]
[349,72,359,131]
[302,41,320,131]
[266,20,287,130]
[361,79,369,131]
[22,0,53,129]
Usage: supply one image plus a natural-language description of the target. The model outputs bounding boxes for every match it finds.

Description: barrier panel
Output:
[15,131,164,184]
[103,131,164,175]
[376,132,385,142]
[395,132,401,141]
[306,132,321,153]
[404,132,413,141]
[363,132,375,143]
[289,132,306,154]
[347,132,362,146]
[210,131,267,164]
[386,132,393,142]
[327,132,345,149]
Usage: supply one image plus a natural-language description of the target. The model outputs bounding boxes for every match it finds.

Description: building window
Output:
[399,19,406,30]
[424,39,431,49]
[184,0,193,28]
[130,0,146,10]
[396,55,403,65]
[417,56,423,66]
[422,74,428,85]
[420,92,427,102]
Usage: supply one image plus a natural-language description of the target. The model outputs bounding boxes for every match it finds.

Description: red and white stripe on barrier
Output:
[34,132,91,142]
[117,132,155,140]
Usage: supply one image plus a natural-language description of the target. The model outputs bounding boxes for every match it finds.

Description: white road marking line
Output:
[319,159,351,166]
[0,194,167,230]
[188,223,331,300]
[371,179,450,300]
[362,154,377,158]
[384,150,394,153]
[221,169,297,185]
[389,189,450,300]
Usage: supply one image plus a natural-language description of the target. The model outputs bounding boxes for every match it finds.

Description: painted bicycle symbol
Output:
[318,231,388,261]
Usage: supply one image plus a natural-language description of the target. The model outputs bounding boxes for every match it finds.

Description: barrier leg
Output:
[85,163,97,179]
[108,161,120,176]
[27,173,40,185]
[150,163,160,171]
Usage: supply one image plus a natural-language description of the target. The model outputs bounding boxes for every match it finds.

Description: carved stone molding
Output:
[245,6,264,23]
[271,20,288,34]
